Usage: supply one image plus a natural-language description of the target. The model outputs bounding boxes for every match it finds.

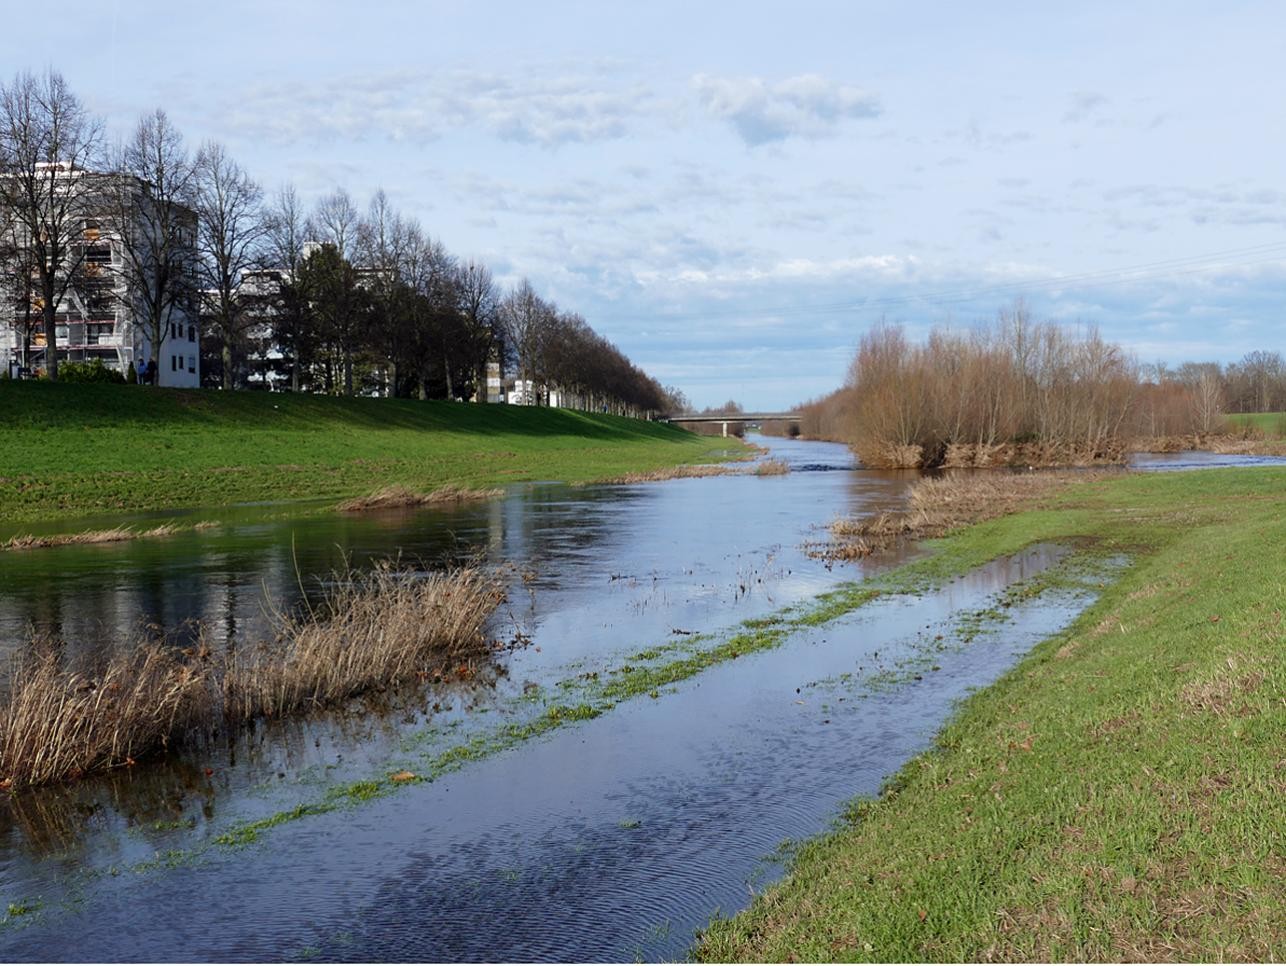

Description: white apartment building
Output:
[1,166,201,388]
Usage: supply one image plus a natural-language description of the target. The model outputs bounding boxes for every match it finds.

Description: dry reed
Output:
[223,563,504,721]
[0,638,214,788]
[0,562,506,788]
[754,459,791,476]
[336,484,503,512]
[812,469,1118,561]
[595,465,733,484]
[2,524,181,552]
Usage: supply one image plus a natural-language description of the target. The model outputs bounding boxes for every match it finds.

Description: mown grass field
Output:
[0,382,744,525]
[698,465,1286,962]
[1227,411,1286,437]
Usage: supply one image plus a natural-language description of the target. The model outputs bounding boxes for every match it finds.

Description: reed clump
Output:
[754,459,791,476]
[0,563,505,788]
[224,564,504,721]
[0,638,215,788]
[596,465,733,484]
[814,470,1116,561]
[336,484,503,512]
[2,524,180,552]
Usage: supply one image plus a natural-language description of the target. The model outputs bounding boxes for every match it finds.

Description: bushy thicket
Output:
[800,303,1282,467]
[836,306,1135,468]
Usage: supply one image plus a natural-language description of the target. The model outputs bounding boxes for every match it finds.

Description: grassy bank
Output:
[698,465,1285,961]
[0,382,745,525]
[1227,411,1286,437]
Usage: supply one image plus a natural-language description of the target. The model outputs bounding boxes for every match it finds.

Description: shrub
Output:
[57,359,126,384]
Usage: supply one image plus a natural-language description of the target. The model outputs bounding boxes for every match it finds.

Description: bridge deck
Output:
[665,412,800,423]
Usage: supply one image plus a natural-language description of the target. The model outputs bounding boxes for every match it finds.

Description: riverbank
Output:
[0,383,746,525]
[696,464,1286,961]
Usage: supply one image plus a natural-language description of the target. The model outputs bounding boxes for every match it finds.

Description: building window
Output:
[171,355,177,372]
[188,325,196,342]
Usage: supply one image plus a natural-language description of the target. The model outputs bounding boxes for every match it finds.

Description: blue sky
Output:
[7,1,1286,408]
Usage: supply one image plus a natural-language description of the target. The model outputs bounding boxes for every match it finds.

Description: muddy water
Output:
[0,439,1254,961]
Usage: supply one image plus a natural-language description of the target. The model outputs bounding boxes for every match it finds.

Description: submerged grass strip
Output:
[0,522,218,552]
[334,484,503,512]
[697,465,1286,962]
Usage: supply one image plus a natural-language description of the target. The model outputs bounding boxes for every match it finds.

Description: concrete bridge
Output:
[665,411,802,437]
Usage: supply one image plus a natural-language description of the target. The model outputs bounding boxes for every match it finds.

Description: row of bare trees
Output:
[799,301,1279,468]
[0,69,681,414]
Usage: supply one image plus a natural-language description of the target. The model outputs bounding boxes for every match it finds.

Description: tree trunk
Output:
[222,338,234,390]
[42,283,58,381]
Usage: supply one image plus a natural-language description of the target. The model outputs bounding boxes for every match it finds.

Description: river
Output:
[0,438,1277,961]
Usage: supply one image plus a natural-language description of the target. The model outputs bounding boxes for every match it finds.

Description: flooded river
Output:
[0,439,1276,961]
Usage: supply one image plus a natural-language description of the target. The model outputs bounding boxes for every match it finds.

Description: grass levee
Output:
[0,382,748,525]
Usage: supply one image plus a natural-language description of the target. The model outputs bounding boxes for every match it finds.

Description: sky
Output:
[5,0,1286,408]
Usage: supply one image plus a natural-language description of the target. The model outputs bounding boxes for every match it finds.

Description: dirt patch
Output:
[1179,658,1267,717]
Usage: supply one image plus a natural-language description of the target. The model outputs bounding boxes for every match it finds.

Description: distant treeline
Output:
[796,301,1284,468]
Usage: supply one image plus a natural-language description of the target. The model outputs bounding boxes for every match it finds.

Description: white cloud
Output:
[216,65,655,148]
[1063,91,1109,123]
[691,73,881,146]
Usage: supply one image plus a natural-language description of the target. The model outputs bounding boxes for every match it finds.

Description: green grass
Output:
[0,382,746,524]
[1226,411,1286,437]
[696,465,1286,962]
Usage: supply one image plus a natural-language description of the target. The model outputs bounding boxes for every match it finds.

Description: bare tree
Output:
[0,69,105,380]
[456,259,499,401]
[194,141,266,389]
[265,183,309,273]
[357,189,412,395]
[314,188,359,260]
[264,184,314,390]
[499,279,552,403]
[110,109,200,380]
[1192,368,1225,435]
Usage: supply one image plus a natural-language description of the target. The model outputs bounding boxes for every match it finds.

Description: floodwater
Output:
[0,438,1268,961]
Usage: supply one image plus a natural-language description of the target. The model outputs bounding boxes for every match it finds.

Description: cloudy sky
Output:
[7,1,1286,407]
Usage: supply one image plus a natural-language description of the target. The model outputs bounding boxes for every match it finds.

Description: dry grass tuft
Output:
[754,459,790,476]
[224,563,504,722]
[2,524,181,552]
[1179,657,1267,717]
[596,465,733,484]
[1134,433,1286,457]
[0,638,215,788]
[810,470,1117,561]
[0,562,505,788]
[336,484,503,512]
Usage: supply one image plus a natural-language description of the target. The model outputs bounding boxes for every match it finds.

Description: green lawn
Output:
[697,465,1286,962]
[1227,411,1286,437]
[0,382,745,524]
